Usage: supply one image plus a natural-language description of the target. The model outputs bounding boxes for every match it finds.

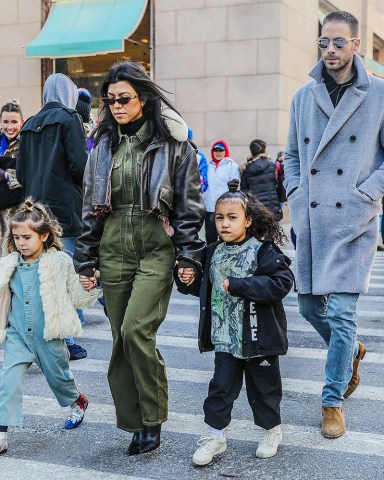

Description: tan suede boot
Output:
[321,407,346,438]
[344,341,366,398]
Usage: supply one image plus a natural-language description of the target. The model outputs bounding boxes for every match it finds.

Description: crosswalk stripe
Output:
[74,327,384,364]
[19,396,384,457]
[1,353,382,401]
[1,458,148,480]
[86,308,384,334]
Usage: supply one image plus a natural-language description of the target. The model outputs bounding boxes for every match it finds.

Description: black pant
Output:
[205,212,218,245]
[204,352,282,431]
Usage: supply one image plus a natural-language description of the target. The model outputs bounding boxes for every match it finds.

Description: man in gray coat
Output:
[284,11,384,439]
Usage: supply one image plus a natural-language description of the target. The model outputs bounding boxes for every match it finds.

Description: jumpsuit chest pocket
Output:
[135,154,143,188]
[111,156,123,192]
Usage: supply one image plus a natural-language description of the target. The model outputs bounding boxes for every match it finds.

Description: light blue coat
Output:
[284,54,384,295]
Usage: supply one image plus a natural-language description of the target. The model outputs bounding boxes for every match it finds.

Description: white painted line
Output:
[1,353,382,401]
[1,458,148,480]
[18,396,384,457]
[70,327,384,364]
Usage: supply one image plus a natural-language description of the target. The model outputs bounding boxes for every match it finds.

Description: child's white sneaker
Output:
[192,434,227,466]
[256,426,282,458]
[0,432,8,454]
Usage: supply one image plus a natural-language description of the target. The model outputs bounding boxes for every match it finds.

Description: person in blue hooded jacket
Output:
[188,128,208,193]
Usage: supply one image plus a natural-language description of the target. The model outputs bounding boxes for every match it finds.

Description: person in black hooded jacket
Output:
[176,179,294,466]
[241,139,282,221]
[17,73,89,361]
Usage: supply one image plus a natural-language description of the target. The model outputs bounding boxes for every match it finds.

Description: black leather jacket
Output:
[73,134,206,275]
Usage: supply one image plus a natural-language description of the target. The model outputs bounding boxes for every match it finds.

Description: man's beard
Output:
[325,54,353,74]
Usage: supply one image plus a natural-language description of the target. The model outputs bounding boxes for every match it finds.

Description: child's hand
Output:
[223,279,230,293]
[79,268,97,291]
[178,267,195,286]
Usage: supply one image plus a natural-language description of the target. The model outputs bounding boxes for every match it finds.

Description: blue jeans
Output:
[298,293,359,407]
[62,237,84,346]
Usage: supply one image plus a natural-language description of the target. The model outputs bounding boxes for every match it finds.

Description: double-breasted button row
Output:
[304,136,355,143]
[311,201,342,209]
[310,168,343,176]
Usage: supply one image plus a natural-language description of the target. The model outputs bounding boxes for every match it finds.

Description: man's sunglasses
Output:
[102,95,139,106]
[317,37,356,49]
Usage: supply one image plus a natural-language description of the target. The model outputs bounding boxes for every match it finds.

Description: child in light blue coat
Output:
[0,199,101,454]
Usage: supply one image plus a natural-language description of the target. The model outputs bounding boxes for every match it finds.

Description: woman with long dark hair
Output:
[0,100,24,245]
[73,61,205,455]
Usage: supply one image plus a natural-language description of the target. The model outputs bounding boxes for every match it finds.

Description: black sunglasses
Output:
[213,148,225,152]
[102,95,139,106]
[317,37,356,49]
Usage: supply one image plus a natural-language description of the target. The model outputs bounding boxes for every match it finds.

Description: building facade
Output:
[1,0,384,162]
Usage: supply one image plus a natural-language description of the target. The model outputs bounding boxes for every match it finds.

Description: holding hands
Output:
[178,267,195,286]
[79,268,98,291]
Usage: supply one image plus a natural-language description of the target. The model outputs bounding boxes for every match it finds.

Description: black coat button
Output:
[304,137,310,144]
[311,168,318,175]
[311,201,318,208]
[337,169,343,175]
[350,135,356,142]
[336,202,342,208]
[27,328,32,332]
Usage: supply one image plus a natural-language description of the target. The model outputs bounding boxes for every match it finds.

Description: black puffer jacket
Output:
[176,240,294,357]
[241,156,282,220]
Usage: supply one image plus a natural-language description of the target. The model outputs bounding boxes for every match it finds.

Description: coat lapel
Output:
[312,86,367,163]
[310,82,334,118]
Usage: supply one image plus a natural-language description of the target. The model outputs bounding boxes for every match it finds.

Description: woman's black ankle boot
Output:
[127,430,143,456]
[140,424,161,454]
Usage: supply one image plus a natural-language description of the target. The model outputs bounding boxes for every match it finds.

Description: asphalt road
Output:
[1,246,384,480]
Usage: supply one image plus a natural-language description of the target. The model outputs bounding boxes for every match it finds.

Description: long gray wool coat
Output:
[284,54,384,295]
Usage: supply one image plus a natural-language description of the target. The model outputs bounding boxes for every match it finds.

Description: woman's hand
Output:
[178,267,195,286]
[79,268,97,290]
[223,279,230,293]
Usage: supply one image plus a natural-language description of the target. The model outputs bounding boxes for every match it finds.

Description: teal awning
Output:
[26,0,148,58]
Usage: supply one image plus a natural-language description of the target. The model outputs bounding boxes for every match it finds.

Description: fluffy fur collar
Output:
[0,248,101,343]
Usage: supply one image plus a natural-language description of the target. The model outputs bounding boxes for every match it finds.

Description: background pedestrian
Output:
[205,139,240,245]
[17,73,89,360]
[241,139,282,221]
[0,100,24,245]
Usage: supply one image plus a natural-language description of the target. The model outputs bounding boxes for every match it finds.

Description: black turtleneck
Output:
[120,116,147,137]
[322,66,356,107]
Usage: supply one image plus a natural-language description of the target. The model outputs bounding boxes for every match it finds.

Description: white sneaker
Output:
[256,427,282,458]
[0,432,8,454]
[192,434,227,466]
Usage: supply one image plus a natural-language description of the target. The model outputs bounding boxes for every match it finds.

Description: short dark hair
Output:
[249,139,266,157]
[323,11,359,37]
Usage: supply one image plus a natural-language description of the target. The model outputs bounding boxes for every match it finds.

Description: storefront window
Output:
[54,2,151,113]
